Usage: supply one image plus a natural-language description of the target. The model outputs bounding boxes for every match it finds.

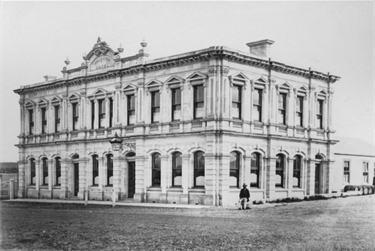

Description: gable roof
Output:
[334,137,375,157]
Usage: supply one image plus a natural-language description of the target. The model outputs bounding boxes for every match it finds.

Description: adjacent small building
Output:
[14,38,342,206]
[331,137,375,192]
[0,162,18,199]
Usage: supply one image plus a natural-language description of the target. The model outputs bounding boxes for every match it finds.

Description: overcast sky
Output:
[1,1,374,162]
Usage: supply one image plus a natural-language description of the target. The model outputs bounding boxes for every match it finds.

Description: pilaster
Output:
[266,157,276,199]
[181,154,190,194]
[160,154,168,194]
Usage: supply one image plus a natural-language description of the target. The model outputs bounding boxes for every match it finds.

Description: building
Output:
[331,137,375,191]
[14,38,341,206]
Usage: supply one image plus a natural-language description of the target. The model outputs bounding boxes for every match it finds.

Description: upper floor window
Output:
[127,95,135,125]
[363,162,369,183]
[278,94,287,125]
[55,157,61,186]
[316,100,324,129]
[41,107,47,134]
[296,96,304,127]
[151,91,160,123]
[229,152,240,188]
[98,99,106,128]
[29,109,34,135]
[275,154,285,188]
[253,89,262,122]
[54,106,60,133]
[109,98,113,128]
[194,85,204,119]
[232,86,242,120]
[293,156,302,188]
[107,154,113,186]
[72,103,79,131]
[250,152,260,188]
[194,151,205,187]
[92,155,99,186]
[91,101,95,129]
[172,88,181,121]
[343,161,350,183]
[152,153,161,187]
[42,158,48,185]
[30,158,36,185]
[172,152,182,187]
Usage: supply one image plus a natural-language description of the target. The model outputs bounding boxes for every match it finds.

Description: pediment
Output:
[146,79,163,88]
[254,76,267,84]
[50,96,62,105]
[186,72,207,81]
[85,38,116,71]
[231,72,249,82]
[25,100,35,109]
[165,75,185,85]
[89,88,107,99]
[68,93,80,102]
[37,98,48,107]
[123,84,137,94]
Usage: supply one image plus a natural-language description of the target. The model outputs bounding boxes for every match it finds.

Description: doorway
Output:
[314,163,320,194]
[128,162,135,198]
[74,163,79,196]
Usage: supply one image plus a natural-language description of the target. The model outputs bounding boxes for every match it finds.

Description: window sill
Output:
[167,187,183,192]
[148,187,162,191]
[275,187,287,191]
[189,188,205,193]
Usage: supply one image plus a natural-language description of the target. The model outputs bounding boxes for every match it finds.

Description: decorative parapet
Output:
[14,46,340,95]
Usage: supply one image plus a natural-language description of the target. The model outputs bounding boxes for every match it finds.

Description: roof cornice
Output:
[14,47,340,95]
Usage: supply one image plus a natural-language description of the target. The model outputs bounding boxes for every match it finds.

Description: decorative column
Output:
[94,99,99,129]
[207,66,216,119]
[80,90,87,129]
[114,83,122,126]
[266,157,276,199]
[109,133,123,201]
[218,154,230,206]
[48,159,53,193]
[160,154,168,203]
[35,159,40,194]
[181,154,190,204]
[287,158,294,197]
[61,93,68,132]
[244,155,252,186]
[17,159,26,198]
[78,157,88,200]
[60,158,68,199]
[19,100,26,138]
[105,97,110,128]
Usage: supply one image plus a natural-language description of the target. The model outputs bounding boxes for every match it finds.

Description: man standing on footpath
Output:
[239,183,250,210]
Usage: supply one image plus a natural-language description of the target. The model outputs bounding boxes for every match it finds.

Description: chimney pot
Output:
[246,39,274,58]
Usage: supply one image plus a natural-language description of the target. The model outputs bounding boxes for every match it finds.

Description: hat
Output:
[242,183,247,187]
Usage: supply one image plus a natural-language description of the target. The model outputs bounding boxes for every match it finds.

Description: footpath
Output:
[5,198,210,209]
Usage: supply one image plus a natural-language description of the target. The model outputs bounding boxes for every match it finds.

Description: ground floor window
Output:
[30,158,35,185]
[92,155,99,186]
[363,162,369,184]
[229,151,240,188]
[293,156,302,188]
[194,151,205,187]
[152,153,161,187]
[172,152,182,187]
[42,158,48,185]
[275,154,285,188]
[55,157,61,186]
[251,153,260,188]
[107,154,113,186]
[343,161,350,184]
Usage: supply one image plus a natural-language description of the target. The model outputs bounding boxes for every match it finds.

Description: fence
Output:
[0,178,17,200]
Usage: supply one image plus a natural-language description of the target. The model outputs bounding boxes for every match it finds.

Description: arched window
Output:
[30,158,36,185]
[42,158,48,185]
[55,157,61,186]
[172,152,182,187]
[230,152,240,188]
[92,155,99,186]
[275,154,285,188]
[194,151,205,187]
[152,153,161,187]
[293,156,302,188]
[107,154,113,186]
[251,153,260,188]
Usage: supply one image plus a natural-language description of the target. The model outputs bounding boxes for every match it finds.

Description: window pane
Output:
[195,86,204,102]
[152,153,161,186]
[232,86,240,102]
[278,94,285,109]
[172,89,181,105]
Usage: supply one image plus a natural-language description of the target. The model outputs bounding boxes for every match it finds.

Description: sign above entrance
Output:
[91,56,114,71]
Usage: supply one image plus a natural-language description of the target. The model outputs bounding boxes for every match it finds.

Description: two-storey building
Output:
[14,38,340,206]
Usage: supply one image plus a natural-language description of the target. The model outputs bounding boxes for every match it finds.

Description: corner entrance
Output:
[74,163,79,196]
[128,162,135,198]
[315,163,320,194]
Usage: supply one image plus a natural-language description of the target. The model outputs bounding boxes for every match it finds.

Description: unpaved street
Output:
[1,195,374,250]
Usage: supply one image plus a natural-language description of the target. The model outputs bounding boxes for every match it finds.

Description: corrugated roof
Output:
[0,162,18,173]
[333,137,375,157]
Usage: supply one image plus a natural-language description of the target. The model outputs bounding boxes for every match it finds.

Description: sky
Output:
[1,1,374,162]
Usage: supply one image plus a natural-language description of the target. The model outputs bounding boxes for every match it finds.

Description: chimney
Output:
[246,39,274,58]
[44,75,57,82]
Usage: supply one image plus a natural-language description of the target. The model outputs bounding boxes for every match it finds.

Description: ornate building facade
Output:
[14,38,340,206]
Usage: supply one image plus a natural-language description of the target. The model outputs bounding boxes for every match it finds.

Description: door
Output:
[74,163,79,196]
[128,162,135,198]
[315,163,320,194]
